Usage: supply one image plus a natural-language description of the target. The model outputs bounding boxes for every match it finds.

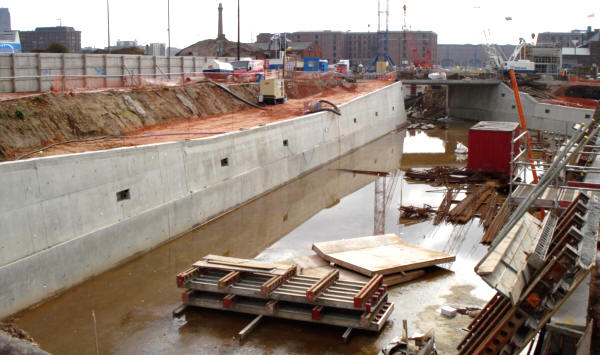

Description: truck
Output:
[230,59,264,82]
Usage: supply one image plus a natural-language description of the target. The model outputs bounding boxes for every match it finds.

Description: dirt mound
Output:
[286,78,356,100]
[0,79,390,160]
[0,82,259,160]
[177,38,264,58]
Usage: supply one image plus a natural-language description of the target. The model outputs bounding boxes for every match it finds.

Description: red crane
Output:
[402,4,433,68]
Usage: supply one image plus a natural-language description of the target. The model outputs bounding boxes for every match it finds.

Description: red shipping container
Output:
[467,121,520,173]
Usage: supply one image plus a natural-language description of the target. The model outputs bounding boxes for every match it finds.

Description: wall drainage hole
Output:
[353,118,357,123]
[221,158,229,167]
[116,189,130,202]
[283,139,288,146]
[375,111,378,117]
[545,109,550,114]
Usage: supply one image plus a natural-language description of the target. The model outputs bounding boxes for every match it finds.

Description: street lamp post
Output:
[237,0,240,60]
[167,0,171,56]
[106,0,111,53]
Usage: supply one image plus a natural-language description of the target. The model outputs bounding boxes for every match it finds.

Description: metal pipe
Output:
[513,183,600,192]
[513,130,529,143]
[490,122,597,248]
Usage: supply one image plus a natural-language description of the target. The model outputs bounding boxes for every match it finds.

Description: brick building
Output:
[257,30,437,67]
[20,26,81,52]
[537,30,588,48]
[254,41,322,59]
[536,26,599,70]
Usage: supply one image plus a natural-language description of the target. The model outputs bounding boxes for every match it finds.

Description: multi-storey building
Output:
[145,43,166,56]
[257,30,437,67]
[20,26,81,52]
[536,27,599,70]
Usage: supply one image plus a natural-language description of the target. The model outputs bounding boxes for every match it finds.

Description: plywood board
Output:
[292,255,369,282]
[476,213,542,301]
[312,234,455,277]
[193,255,294,275]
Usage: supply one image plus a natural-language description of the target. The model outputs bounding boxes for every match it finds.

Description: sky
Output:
[3,0,599,49]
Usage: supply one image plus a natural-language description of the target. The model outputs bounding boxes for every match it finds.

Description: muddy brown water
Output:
[8,120,495,354]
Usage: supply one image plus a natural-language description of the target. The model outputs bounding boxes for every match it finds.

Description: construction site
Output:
[1,2,600,355]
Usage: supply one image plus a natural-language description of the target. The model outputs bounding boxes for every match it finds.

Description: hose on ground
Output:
[318,99,339,111]
[14,131,226,160]
[207,79,266,110]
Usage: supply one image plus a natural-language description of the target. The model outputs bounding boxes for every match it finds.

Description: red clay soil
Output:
[13,80,391,159]
[539,96,599,109]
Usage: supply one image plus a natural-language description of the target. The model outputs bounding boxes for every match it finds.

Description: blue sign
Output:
[0,42,22,53]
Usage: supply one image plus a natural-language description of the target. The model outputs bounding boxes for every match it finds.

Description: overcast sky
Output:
[3,0,599,49]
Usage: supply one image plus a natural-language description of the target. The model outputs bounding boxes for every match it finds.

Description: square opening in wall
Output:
[283,139,288,147]
[221,158,229,167]
[585,114,591,119]
[116,189,130,202]
[545,109,550,114]
[354,118,357,123]
[512,105,516,109]
[501,93,506,97]
[375,111,378,117]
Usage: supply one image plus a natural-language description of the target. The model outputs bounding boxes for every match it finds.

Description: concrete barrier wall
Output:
[0,53,236,92]
[447,82,594,135]
[0,82,405,318]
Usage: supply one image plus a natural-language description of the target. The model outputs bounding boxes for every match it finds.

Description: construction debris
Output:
[404,167,504,186]
[440,306,457,318]
[480,198,511,244]
[433,188,457,225]
[454,142,468,154]
[407,123,436,130]
[447,184,494,224]
[399,204,436,220]
[334,168,390,177]
[382,327,437,355]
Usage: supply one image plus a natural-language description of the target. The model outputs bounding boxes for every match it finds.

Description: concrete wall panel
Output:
[447,82,594,135]
[0,53,238,92]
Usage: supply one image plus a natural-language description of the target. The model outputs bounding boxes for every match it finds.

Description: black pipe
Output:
[208,79,266,110]
[318,99,339,111]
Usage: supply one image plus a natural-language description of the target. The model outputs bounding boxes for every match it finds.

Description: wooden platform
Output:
[176,255,395,337]
[312,234,455,277]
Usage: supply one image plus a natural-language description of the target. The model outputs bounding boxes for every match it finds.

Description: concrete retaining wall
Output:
[447,82,594,135]
[0,82,405,318]
[0,53,235,92]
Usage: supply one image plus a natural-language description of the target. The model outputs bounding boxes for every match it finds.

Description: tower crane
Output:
[367,0,395,72]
